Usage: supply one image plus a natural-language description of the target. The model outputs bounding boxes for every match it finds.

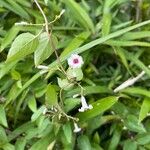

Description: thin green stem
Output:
[34,0,49,33]
[34,0,67,76]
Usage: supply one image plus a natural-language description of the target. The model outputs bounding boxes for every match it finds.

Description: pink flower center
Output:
[73,58,79,64]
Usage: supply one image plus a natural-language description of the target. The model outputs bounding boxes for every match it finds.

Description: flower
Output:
[78,96,93,112]
[67,54,84,69]
[73,122,81,133]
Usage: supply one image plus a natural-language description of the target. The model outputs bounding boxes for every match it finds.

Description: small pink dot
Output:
[73,58,79,64]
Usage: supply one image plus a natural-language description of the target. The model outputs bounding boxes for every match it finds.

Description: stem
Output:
[34,0,76,121]
[34,0,67,76]
[34,0,49,33]
[49,36,67,75]
[59,88,64,107]
[57,104,78,121]
[136,0,143,23]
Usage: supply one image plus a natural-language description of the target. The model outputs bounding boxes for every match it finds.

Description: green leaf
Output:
[62,123,72,143]
[113,46,130,72]
[6,0,30,19]
[77,96,118,122]
[102,0,113,36]
[0,61,17,79]
[6,33,38,62]
[30,134,54,150]
[139,97,150,122]
[0,126,8,145]
[123,140,137,150]
[5,83,21,107]
[45,84,58,107]
[77,135,91,150]
[106,40,150,47]
[112,102,129,117]
[102,13,112,36]
[92,143,103,150]
[15,89,29,122]
[0,105,8,127]
[124,115,146,133]
[64,98,80,112]
[122,31,150,40]
[0,0,30,19]
[63,0,94,33]
[57,78,74,90]
[15,138,26,150]
[8,122,34,141]
[125,51,150,78]
[34,32,58,66]
[31,106,46,122]
[14,0,31,7]
[122,87,150,98]
[93,132,100,145]
[60,31,90,58]
[25,127,39,140]
[66,86,110,97]
[67,68,83,81]
[136,133,150,145]
[37,118,53,137]
[102,0,118,36]
[108,127,122,150]
[112,20,133,31]
[11,70,21,80]
[0,26,19,52]
[27,95,37,112]
[2,143,15,150]
[73,68,83,81]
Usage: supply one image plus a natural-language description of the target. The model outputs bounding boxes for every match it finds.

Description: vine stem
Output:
[34,0,67,76]
[34,0,49,33]
[34,0,79,122]
[57,104,79,121]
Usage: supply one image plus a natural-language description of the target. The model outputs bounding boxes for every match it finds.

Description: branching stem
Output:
[34,0,67,75]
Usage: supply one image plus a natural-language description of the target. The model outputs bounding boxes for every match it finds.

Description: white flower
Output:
[78,96,93,112]
[67,54,84,69]
[73,122,81,133]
